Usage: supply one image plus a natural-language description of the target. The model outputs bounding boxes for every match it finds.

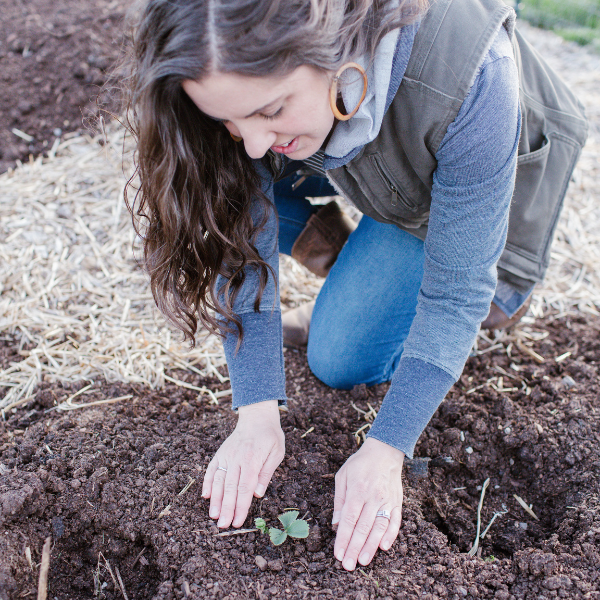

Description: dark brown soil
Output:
[1,312,600,599]
[0,0,128,174]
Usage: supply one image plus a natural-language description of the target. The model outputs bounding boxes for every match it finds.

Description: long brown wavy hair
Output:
[123,0,427,345]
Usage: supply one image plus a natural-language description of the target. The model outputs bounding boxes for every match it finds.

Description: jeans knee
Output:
[307,338,357,390]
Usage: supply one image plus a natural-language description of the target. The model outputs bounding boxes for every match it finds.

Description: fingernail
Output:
[359,552,369,565]
[381,540,391,551]
[331,511,340,525]
[343,558,354,571]
[254,484,266,497]
[217,519,226,528]
[210,508,218,519]
[335,549,344,562]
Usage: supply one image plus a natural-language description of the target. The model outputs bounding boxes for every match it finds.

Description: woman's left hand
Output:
[332,437,404,571]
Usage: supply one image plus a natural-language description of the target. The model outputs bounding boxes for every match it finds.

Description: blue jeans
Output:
[274,174,425,390]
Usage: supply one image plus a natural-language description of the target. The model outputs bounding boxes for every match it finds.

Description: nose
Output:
[231,122,277,159]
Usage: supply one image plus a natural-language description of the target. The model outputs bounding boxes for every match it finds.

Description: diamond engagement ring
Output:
[217,466,228,473]
[376,510,391,520]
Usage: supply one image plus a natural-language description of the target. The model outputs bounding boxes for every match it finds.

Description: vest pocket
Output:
[504,132,579,276]
[369,155,420,213]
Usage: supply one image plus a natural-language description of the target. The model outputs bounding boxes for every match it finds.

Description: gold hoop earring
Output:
[329,62,368,121]
[230,132,243,142]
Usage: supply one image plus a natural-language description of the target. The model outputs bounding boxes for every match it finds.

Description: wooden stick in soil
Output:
[37,536,51,600]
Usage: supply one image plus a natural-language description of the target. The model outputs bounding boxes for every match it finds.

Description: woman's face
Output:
[183,66,335,160]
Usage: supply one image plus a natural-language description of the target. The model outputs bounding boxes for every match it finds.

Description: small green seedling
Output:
[255,511,309,546]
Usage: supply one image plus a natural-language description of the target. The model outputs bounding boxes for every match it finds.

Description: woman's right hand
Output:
[202,399,285,529]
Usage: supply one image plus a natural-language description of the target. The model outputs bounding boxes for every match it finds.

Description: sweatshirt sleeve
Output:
[368,27,520,457]
[217,159,288,410]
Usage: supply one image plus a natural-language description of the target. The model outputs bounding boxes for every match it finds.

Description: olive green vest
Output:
[326,0,588,291]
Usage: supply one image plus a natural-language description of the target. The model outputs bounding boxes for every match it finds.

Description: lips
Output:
[271,136,299,155]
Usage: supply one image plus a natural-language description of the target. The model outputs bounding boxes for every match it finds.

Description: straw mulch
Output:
[1,24,599,412]
[0,130,229,412]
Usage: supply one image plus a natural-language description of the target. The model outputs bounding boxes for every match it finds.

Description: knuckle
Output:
[256,472,271,484]
[356,521,372,536]
[237,482,252,495]
[342,511,360,527]
[373,484,388,500]
[354,482,370,496]
[374,519,389,533]
[224,482,238,494]
[241,449,257,464]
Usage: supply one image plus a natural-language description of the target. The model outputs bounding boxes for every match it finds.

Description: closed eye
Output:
[260,107,283,121]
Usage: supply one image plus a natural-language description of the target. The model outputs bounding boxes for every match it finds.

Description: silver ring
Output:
[376,509,391,520]
[217,466,228,473]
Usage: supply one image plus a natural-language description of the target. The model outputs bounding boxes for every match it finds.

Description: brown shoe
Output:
[291,201,356,278]
[481,295,532,330]
[282,301,315,348]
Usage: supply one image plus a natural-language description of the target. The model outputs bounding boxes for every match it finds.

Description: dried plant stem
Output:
[468,478,490,557]
[37,536,51,600]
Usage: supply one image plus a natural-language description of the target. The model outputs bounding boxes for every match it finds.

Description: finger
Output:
[357,510,392,566]
[202,456,219,498]
[232,464,262,528]
[340,503,381,571]
[208,465,229,521]
[217,464,241,528]
[331,468,348,529]
[379,505,402,551]
[333,496,365,565]
[253,446,283,498]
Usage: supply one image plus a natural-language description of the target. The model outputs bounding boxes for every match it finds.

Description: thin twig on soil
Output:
[555,351,571,362]
[300,426,314,438]
[53,393,133,412]
[178,476,196,496]
[99,553,117,589]
[468,478,490,557]
[513,494,540,521]
[37,536,51,600]
[480,507,508,539]
[114,566,129,600]
[515,339,545,364]
[215,528,258,537]
[351,402,367,416]
[131,547,146,568]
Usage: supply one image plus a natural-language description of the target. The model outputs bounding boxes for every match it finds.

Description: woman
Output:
[125,0,587,572]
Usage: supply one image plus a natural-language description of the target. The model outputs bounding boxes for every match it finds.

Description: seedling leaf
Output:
[269,528,287,546]
[286,519,309,539]
[254,518,268,535]
[278,510,299,529]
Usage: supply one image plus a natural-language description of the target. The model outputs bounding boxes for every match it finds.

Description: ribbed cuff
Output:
[367,357,456,458]
[222,311,288,410]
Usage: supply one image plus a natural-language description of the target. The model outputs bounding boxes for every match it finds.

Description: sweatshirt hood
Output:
[323,21,418,167]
